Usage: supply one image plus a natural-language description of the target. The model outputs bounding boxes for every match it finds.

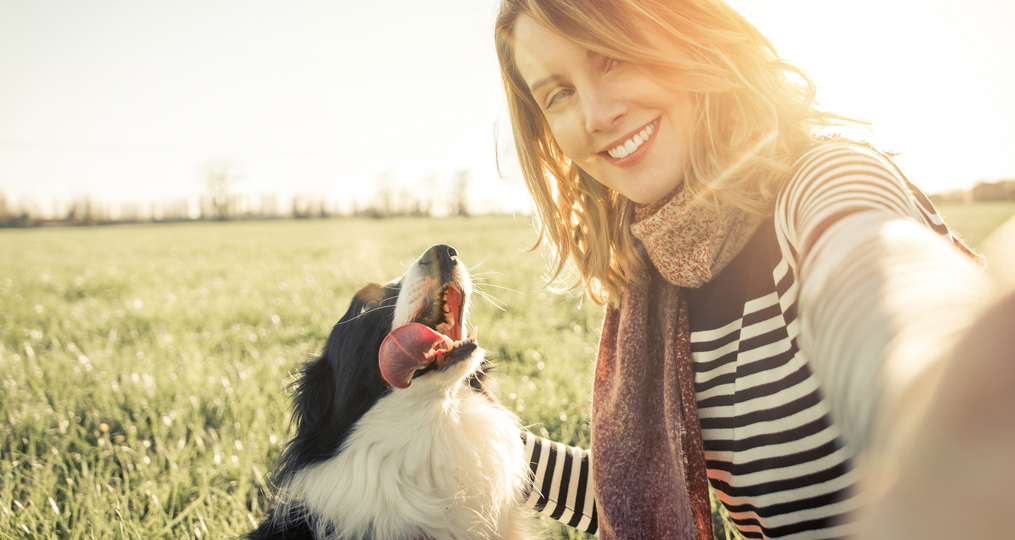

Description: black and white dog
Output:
[249,244,532,540]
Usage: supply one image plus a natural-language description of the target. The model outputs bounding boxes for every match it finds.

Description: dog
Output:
[248,244,532,540]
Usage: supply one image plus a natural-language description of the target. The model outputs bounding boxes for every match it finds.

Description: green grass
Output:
[936,201,1015,248]
[0,217,604,539]
[1,205,1010,539]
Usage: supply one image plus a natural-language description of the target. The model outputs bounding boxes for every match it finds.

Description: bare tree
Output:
[370,172,395,217]
[450,169,470,217]
[199,161,241,220]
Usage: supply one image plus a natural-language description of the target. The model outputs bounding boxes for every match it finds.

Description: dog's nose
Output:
[422,244,459,274]
[435,244,458,267]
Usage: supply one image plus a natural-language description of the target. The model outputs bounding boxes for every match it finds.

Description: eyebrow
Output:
[527,51,600,94]
[528,74,563,94]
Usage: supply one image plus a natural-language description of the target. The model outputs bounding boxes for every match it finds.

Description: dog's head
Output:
[276,244,480,475]
[382,243,478,390]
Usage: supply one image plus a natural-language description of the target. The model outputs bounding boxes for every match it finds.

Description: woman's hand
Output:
[858,288,1015,539]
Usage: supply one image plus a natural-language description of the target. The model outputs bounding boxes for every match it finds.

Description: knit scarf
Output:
[591,185,765,539]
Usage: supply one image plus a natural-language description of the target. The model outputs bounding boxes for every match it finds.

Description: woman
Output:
[494,0,998,539]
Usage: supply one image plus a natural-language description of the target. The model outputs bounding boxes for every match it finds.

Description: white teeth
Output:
[607,121,656,159]
[469,327,478,340]
[441,334,454,349]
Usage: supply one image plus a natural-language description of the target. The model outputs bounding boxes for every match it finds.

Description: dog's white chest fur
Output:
[286,381,530,540]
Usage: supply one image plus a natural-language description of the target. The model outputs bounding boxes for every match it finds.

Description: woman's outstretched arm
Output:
[777,143,992,493]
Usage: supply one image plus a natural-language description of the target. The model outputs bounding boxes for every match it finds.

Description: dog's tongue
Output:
[379,323,446,389]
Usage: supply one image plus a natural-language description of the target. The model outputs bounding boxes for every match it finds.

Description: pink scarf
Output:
[591,185,765,539]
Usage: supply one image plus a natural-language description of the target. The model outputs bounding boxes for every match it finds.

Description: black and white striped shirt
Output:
[523,143,984,539]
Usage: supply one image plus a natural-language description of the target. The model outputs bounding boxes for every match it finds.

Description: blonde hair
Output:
[495,0,860,306]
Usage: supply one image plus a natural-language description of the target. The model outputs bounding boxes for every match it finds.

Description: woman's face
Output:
[512,15,695,205]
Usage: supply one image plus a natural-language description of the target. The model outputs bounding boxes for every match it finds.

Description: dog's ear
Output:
[278,282,399,473]
[291,283,388,426]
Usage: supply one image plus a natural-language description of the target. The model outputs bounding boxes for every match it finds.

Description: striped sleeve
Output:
[521,431,598,535]
[776,143,947,262]
[775,143,990,460]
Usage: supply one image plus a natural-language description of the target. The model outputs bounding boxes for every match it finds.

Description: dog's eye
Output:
[360,301,379,314]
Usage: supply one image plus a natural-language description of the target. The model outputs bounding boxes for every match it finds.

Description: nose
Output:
[583,84,626,133]
[421,244,459,274]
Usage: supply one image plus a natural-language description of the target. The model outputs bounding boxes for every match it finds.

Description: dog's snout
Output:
[420,244,459,274]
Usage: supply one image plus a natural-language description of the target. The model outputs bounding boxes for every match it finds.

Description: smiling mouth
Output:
[378,284,478,389]
[601,119,659,160]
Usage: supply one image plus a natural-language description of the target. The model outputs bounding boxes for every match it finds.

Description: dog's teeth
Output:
[469,326,478,340]
[441,334,454,349]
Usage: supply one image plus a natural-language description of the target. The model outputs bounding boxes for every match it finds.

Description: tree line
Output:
[1,166,476,228]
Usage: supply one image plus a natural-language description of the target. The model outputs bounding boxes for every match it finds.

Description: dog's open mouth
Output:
[379,285,478,389]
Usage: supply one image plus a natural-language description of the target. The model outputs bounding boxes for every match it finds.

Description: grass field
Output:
[2,203,1013,539]
[936,201,1015,248]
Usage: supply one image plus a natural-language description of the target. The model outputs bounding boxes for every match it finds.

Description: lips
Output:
[378,286,478,389]
[599,118,660,166]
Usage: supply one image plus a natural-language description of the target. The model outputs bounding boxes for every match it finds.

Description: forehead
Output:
[512,15,589,88]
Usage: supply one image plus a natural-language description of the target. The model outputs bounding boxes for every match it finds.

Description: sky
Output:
[1,0,1013,217]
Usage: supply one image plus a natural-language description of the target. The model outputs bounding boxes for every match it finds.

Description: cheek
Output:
[548,113,589,162]
[668,92,696,140]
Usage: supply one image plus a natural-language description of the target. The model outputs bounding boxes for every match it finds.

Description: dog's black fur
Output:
[248,282,399,539]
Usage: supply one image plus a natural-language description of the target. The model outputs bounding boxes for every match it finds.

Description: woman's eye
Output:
[545,88,573,109]
[606,57,623,70]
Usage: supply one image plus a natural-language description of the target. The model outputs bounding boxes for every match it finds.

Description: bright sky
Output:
[1,0,1013,216]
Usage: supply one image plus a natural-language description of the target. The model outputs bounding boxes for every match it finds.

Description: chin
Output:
[247,244,533,540]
